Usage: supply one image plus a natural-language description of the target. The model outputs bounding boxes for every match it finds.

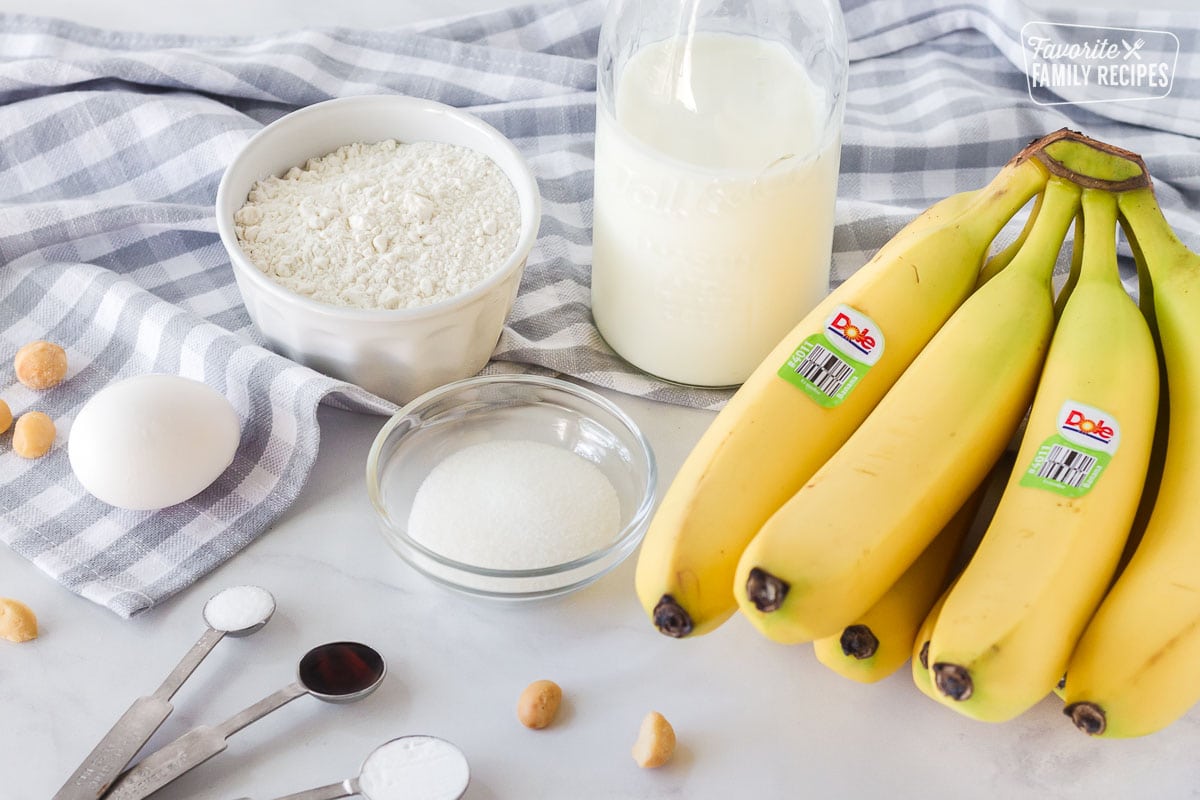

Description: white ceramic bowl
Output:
[215,95,541,405]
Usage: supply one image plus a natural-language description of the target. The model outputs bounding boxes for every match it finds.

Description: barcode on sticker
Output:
[1036,444,1097,488]
[794,344,855,399]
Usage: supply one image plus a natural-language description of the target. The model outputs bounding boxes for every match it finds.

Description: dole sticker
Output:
[777,305,884,408]
[822,305,885,366]
[1056,400,1120,455]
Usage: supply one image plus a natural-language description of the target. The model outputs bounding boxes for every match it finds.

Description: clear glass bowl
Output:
[365,374,658,599]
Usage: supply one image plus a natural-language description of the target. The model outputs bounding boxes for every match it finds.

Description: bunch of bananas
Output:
[634,129,1200,739]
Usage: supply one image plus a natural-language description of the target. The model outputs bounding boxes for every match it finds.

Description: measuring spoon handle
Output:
[269,778,358,800]
[103,725,227,800]
[104,683,308,800]
[52,627,226,800]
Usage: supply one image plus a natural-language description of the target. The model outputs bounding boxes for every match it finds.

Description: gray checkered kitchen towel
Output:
[0,0,1197,616]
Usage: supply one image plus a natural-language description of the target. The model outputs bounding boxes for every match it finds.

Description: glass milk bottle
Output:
[591,0,848,387]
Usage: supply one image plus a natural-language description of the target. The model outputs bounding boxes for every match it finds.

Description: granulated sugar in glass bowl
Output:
[406,439,622,570]
[366,375,657,599]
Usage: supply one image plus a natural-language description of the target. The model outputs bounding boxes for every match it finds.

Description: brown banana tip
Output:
[745,567,789,613]
[652,595,693,638]
[839,625,879,660]
[918,640,930,670]
[1064,702,1107,736]
[932,663,974,701]
[1057,674,1067,691]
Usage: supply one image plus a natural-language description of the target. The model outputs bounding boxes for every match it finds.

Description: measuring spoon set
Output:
[48,586,457,800]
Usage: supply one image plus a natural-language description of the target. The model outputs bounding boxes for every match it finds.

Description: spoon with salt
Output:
[268,735,470,800]
[105,641,387,800]
[52,585,276,800]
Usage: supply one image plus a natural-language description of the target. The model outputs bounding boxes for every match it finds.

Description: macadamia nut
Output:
[632,711,675,768]
[0,598,38,643]
[0,398,10,434]
[13,411,55,458]
[14,340,68,390]
[517,679,562,729]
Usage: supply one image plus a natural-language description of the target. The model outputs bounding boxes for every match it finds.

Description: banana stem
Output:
[978,192,1045,287]
[1002,177,1081,285]
[1118,188,1197,282]
[1030,129,1149,190]
[957,158,1050,247]
[1076,190,1120,287]
[955,126,1143,268]
[1124,216,1156,326]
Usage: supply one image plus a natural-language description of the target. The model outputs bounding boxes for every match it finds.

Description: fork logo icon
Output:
[1122,38,1146,60]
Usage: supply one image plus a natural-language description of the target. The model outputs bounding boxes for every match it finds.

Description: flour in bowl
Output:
[234,139,520,310]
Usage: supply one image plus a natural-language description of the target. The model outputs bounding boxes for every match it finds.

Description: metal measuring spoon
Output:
[270,735,470,800]
[105,641,386,800]
[52,585,276,800]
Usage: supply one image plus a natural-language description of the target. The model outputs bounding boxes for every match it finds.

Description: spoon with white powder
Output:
[106,641,387,800]
[52,585,276,800]
[266,735,470,800]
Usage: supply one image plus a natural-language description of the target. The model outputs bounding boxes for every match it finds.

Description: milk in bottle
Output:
[592,1,847,387]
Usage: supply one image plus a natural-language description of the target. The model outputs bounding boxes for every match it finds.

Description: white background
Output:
[1,1,1198,799]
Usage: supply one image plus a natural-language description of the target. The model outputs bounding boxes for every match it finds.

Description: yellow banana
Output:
[633,154,1048,638]
[917,586,1066,707]
[927,188,1157,723]
[734,176,1079,644]
[921,585,1066,713]
[813,485,982,684]
[911,454,1013,700]
[1063,186,1200,738]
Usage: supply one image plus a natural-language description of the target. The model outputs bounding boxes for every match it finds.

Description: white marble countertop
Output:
[3,0,1200,798]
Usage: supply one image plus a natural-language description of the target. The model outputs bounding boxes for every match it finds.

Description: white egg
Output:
[68,374,241,511]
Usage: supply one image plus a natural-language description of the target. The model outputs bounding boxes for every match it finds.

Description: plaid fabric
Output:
[1,0,1196,616]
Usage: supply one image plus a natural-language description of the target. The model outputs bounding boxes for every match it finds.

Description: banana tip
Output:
[745,567,789,613]
[1064,701,1107,736]
[932,663,974,701]
[840,625,879,660]
[652,595,693,638]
